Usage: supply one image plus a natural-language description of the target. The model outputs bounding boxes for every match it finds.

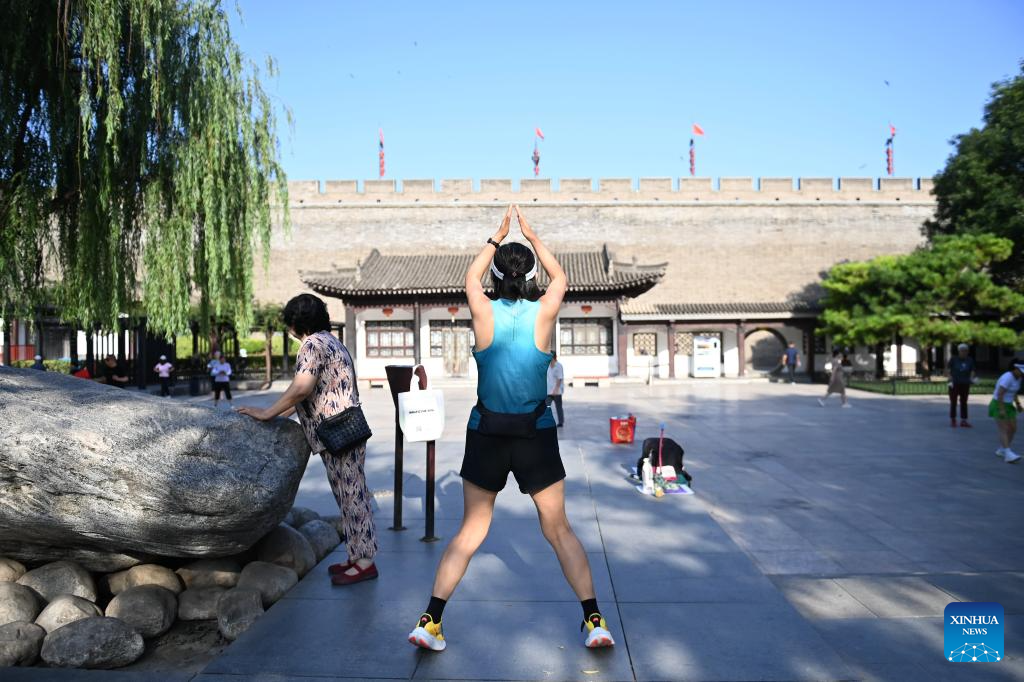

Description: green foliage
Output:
[0,0,289,336]
[925,62,1024,287]
[175,331,285,357]
[12,359,72,373]
[821,234,1024,348]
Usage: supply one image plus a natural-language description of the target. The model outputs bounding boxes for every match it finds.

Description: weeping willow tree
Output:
[0,0,289,337]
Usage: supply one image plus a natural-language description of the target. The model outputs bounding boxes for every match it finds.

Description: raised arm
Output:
[466,205,512,350]
[515,205,566,320]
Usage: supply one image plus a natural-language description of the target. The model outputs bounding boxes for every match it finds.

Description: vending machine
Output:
[691,335,721,378]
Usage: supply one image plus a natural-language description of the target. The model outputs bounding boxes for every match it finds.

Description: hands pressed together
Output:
[493,204,537,244]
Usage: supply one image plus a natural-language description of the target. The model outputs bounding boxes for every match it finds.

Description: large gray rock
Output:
[0,557,26,582]
[34,594,102,633]
[176,558,241,589]
[40,616,144,669]
[0,621,46,666]
[217,587,264,641]
[177,586,227,621]
[256,524,317,578]
[0,582,42,626]
[298,519,342,562]
[17,560,97,602]
[0,367,311,572]
[236,561,298,607]
[106,563,183,595]
[105,585,177,638]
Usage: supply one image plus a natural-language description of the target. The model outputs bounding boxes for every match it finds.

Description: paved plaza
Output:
[9,379,1024,681]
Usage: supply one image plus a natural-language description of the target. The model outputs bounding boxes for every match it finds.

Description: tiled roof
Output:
[620,300,821,317]
[302,245,667,299]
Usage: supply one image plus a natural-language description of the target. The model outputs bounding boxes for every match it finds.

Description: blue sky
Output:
[229,1,1023,182]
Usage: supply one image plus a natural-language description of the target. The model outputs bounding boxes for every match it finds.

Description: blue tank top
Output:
[467,298,556,430]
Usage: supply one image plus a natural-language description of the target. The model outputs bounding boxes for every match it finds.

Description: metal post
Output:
[423,439,439,542]
[384,365,412,531]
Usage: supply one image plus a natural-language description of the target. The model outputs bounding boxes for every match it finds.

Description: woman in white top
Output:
[989,361,1024,463]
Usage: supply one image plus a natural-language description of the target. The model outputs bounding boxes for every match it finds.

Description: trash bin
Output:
[609,414,636,444]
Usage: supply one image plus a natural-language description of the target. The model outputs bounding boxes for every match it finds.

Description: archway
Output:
[744,328,788,373]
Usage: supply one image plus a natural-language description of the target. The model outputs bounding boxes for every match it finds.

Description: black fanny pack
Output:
[476,400,547,439]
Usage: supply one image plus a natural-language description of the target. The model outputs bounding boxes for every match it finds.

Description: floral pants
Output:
[319,444,378,563]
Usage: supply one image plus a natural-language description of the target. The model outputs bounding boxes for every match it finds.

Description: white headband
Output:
[490,260,537,281]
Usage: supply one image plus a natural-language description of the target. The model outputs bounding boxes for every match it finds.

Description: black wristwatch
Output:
[487,238,501,249]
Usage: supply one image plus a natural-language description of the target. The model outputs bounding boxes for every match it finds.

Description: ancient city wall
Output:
[257,177,935,317]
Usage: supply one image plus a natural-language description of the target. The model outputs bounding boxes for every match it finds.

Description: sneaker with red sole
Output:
[330,562,378,586]
[582,613,615,648]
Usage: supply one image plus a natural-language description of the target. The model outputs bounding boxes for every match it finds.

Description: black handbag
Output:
[476,399,548,439]
[315,404,372,456]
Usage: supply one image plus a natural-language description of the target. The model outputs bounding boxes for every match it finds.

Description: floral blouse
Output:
[294,331,359,454]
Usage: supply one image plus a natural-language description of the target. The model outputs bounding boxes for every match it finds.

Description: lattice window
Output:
[365,320,415,358]
[633,332,657,356]
[674,332,693,355]
[560,318,613,355]
[429,320,474,357]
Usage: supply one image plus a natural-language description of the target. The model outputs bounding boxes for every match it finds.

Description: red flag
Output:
[692,123,705,136]
[889,124,896,137]
[378,128,385,178]
[535,127,545,140]
[689,138,695,176]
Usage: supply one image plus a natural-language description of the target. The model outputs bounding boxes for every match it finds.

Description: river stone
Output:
[0,557,27,582]
[321,514,347,541]
[35,594,102,633]
[177,586,227,621]
[40,616,144,669]
[17,561,96,602]
[236,561,298,607]
[289,506,321,528]
[282,509,296,527]
[298,520,341,562]
[0,582,42,626]
[176,558,241,589]
[256,525,316,577]
[105,585,177,638]
[0,621,46,666]
[107,563,183,595]
[217,587,264,641]
[0,367,310,572]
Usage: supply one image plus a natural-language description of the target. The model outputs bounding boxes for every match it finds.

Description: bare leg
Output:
[431,480,497,599]
[1008,421,1018,448]
[532,480,595,600]
[997,421,1011,449]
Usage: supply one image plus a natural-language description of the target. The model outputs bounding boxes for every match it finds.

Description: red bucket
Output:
[609,414,637,444]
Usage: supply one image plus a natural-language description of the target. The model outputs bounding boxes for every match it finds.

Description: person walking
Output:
[990,360,1024,464]
[782,342,800,384]
[946,343,976,428]
[238,294,378,584]
[209,353,233,407]
[408,205,614,653]
[818,349,850,407]
[154,355,175,397]
[547,351,565,427]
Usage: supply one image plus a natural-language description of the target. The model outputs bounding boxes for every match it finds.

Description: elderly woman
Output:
[237,293,378,585]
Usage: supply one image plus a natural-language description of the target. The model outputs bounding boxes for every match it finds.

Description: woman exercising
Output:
[408,205,614,651]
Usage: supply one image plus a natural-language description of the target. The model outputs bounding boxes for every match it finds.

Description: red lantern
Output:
[581,305,593,315]
[382,307,394,318]
[447,306,459,316]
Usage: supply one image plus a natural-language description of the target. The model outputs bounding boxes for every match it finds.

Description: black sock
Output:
[425,596,447,623]
[581,598,600,620]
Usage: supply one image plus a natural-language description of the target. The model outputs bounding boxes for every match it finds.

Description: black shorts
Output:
[460,427,565,495]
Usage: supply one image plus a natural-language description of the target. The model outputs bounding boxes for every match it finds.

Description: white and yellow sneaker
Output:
[582,613,614,648]
[408,613,446,651]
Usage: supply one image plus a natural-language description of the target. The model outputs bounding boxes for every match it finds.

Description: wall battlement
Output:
[286,177,935,205]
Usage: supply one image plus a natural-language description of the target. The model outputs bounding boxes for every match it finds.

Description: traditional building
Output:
[301,245,668,384]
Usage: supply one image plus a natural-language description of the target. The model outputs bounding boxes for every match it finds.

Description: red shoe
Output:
[950,419,957,428]
[330,562,378,586]
[328,560,354,575]
[960,420,973,428]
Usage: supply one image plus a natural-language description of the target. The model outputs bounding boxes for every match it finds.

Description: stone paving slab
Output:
[284,550,615,604]
[618,601,854,681]
[770,577,879,619]
[830,576,959,618]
